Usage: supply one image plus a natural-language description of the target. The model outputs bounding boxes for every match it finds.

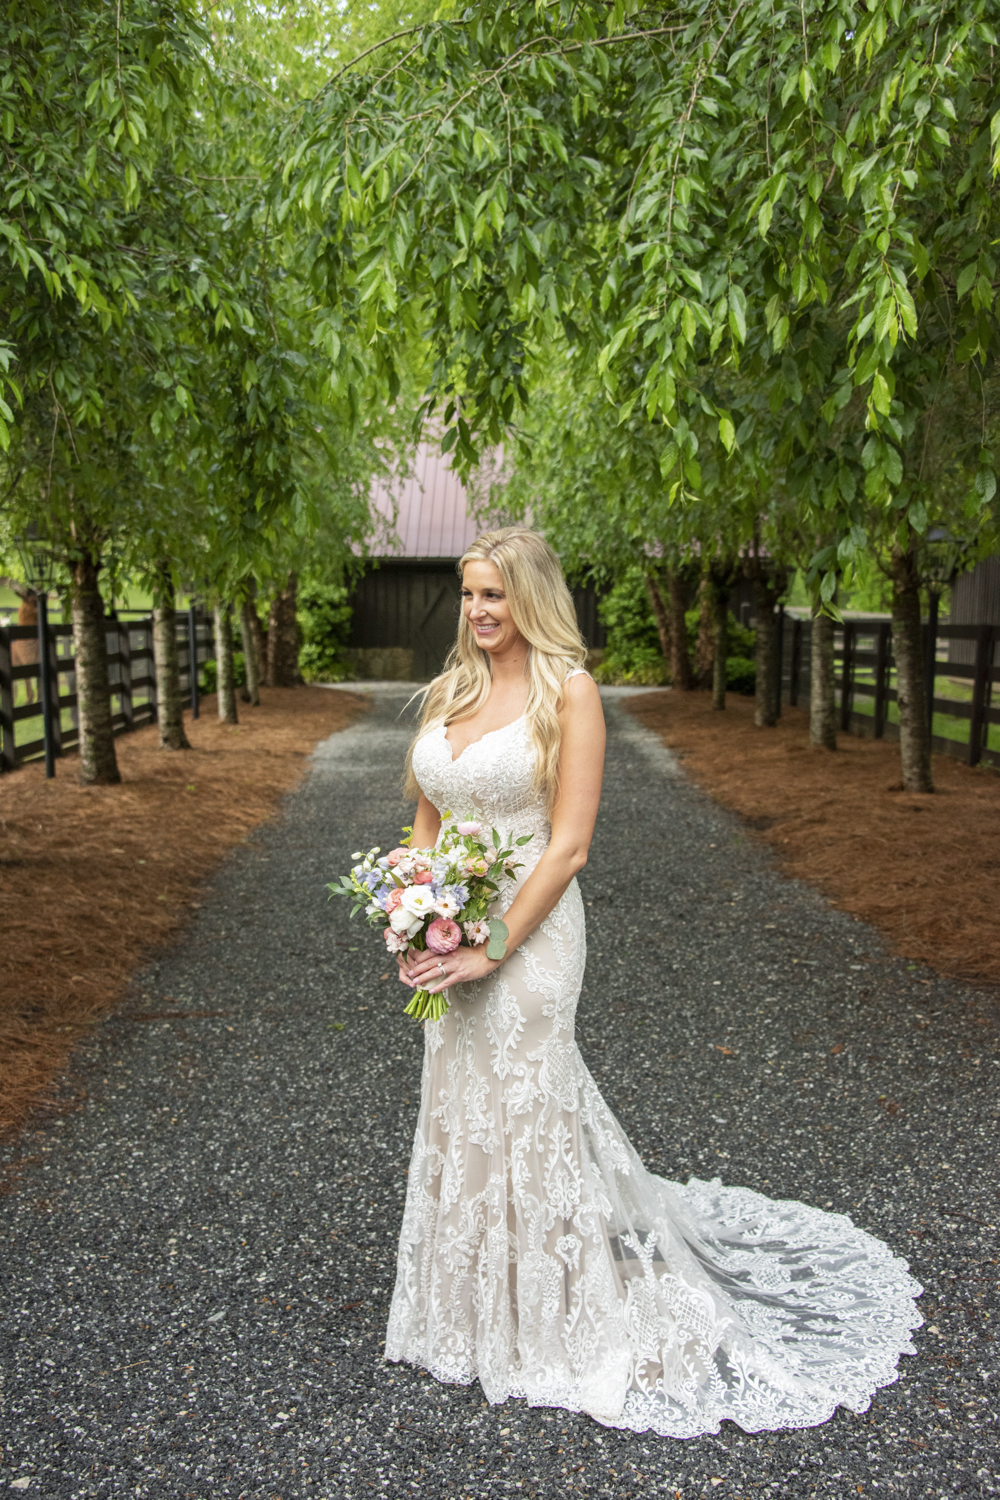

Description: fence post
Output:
[45,605,63,760]
[188,607,200,720]
[789,617,802,707]
[37,592,56,778]
[775,604,785,717]
[924,593,940,736]
[839,621,854,732]
[0,623,14,772]
[873,622,890,740]
[118,619,134,730]
[968,624,991,767]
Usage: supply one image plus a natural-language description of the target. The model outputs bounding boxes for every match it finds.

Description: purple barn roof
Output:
[370,443,489,560]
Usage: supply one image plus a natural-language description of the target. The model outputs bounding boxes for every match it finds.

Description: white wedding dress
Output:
[386,681,922,1436]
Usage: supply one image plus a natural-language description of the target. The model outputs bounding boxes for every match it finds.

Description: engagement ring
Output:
[437,962,447,978]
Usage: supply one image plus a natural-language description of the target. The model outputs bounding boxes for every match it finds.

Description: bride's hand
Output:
[398,943,500,993]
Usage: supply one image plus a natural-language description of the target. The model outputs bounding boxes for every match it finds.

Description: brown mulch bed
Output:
[627,690,1000,989]
[0,686,368,1140]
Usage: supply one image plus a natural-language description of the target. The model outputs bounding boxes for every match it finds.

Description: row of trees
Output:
[3,1,998,793]
[284,0,1000,791]
[0,0,430,783]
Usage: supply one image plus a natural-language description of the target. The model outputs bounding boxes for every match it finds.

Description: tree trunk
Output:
[239,598,261,706]
[751,567,788,728]
[152,568,191,750]
[809,609,837,750]
[712,592,728,710]
[214,602,239,725]
[644,572,671,666]
[891,543,933,793]
[665,568,693,690]
[70,551,120,785]
[695,572,715,687]
[267,572,301,687]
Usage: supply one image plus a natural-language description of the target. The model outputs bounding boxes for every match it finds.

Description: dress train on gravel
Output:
[386,694,922,1437]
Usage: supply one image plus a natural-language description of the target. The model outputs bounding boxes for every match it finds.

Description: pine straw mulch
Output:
[0,686,368,1142]
[626,690,1000,990]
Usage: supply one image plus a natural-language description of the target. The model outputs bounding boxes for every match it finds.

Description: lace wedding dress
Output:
[386,682,922,1437]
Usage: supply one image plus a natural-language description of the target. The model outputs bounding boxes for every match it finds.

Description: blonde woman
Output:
[386,527,921,1437]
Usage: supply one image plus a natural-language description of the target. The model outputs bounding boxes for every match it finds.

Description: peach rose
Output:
[385,887,404,913]
[413,869,434,885]
[425,917,462,955]
[386,847,409,866]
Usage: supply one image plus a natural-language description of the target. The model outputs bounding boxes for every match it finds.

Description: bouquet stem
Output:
[403,987,450,1022]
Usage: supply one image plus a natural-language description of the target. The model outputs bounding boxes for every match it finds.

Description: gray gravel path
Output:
[1,688,998,1500]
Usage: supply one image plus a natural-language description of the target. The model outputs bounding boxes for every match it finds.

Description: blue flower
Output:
[445,883,469,906]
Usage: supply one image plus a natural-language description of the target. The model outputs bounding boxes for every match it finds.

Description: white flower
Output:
[365,902,381,916]
[464,919,491,946]
[351,852,362,860]
[400,886,437,918]
[389,905,422,939]
[383,927,409,953]
[435,893,462,919]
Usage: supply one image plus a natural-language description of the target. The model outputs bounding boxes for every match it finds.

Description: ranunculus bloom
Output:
[413,869,434,884]
[456,820,482,836]
[384,887,404,913]
[386,847,409,866]
[425,917,462,955]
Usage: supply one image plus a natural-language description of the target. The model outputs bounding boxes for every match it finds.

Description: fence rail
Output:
[0,609,216,774]
[779,614,1000,769]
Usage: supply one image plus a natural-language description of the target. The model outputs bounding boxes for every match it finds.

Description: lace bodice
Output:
[411,715,550,850]
[387,676,922,1437]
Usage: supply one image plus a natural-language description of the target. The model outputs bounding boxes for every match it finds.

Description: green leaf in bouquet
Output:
[486,918,509,961]
[516,835,533,846]
[492,827,501,848]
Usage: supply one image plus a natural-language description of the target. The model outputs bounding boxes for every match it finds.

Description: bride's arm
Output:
[410,793,442,851]
[402,673,606,995]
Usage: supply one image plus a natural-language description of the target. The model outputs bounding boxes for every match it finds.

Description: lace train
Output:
[386,710,922,1436]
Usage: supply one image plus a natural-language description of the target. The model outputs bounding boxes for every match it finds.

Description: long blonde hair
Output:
[405,527,586,809]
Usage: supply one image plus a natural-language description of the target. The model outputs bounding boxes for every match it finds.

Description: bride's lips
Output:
[473,619,500,635]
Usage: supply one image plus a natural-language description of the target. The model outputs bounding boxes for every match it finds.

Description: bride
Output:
[386,526,921,1437]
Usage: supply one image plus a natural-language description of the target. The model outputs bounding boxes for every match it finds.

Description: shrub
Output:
[592,566,669,685]
[297,581,354,682]
[200,652,247,695]
[725,654,757,695]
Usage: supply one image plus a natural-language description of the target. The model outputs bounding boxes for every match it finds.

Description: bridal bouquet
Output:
[329,819,532,1022]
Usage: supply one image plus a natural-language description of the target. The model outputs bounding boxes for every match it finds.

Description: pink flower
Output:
[385,887,404,913]
[384,927,409,953]
[464,856,488,877]
[386,846,409,866]
[425,917,462,955]
[413,869,434,885]
[464,919,491,946]
[456,820,482,836]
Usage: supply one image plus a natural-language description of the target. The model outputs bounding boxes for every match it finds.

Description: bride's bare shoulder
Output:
[561,669,604,721]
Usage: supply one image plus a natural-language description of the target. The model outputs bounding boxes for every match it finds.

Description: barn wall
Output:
[947,554,1000,665]
[347,561,605,679]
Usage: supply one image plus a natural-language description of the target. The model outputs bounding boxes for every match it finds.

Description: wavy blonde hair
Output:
[405,527,587,810]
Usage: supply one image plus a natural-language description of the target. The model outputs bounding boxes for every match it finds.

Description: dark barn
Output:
[346,447,604,680]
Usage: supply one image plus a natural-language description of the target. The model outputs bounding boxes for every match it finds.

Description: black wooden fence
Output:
[778,613,1000,769]
[0,608,215,773]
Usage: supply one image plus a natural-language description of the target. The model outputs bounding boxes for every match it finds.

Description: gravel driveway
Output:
[1,687,997,1499]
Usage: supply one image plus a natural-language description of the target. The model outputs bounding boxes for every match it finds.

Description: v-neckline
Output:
[442,715,526,764]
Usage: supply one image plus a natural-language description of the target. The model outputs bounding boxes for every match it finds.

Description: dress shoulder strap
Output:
[564,667,591,682]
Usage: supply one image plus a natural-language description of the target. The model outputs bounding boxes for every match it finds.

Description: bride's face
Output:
[461,559,524,657]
